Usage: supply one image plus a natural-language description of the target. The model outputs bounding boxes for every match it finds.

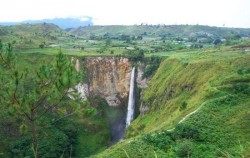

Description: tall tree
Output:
[0,41,92,158]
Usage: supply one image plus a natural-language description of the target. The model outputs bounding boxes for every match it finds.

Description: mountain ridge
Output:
[0,17,93,29]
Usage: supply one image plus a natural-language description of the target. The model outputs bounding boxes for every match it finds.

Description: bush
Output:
[9,136,33,157]
[123,48,145,64]
[237,69,244,75]
[233,83,250,94]
[179,101,187,111]
[39,44,45,48]
[9,128,72,158]
[38,129,69,158]
[247,68,250,74]
[213,39,222,45]
[173,123,200,140]
[142,57,161,78]
[142,131,174,150]
[175,140,193,158]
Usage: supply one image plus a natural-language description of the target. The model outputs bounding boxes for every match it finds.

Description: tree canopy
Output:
[0,40,93,157]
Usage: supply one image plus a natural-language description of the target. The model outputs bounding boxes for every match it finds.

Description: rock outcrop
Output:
[85,57,132,106]
[73,57,148,106]
[136,64,148,89]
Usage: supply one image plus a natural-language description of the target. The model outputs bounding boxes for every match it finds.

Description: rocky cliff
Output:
[74,57,147,106]
[86,57,131,106]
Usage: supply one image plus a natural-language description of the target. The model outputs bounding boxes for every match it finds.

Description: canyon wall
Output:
[75,57,147,106]
[86,57,131,106]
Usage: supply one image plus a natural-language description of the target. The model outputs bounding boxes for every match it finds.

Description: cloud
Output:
[0,0,249,27]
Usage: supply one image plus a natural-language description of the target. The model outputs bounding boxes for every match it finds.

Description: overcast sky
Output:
[1,0,250,27]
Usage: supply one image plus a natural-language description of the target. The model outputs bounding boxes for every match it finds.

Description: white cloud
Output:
[0,0,249,27]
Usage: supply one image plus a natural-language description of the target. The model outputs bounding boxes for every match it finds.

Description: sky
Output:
[0,0,250,28]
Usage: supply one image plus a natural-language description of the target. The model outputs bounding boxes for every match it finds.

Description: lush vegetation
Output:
[1,24,250,57]
[0,45,109,157]
[93,40,250,157]
[0,23,250,157]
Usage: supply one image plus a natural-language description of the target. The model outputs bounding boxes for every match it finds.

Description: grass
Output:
[12,41,250,157]
[13,38,249,59]
[93,40,250,157]
[1,23,250,157]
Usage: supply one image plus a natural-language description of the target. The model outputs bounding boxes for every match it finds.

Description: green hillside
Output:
[1,24,250,157]
[1,24,250,56]
[93,42,250,157]
[0,23,75,49]
[70,25,250,39]
[68,25,250,54]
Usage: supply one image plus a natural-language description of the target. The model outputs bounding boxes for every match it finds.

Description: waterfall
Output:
[126,67,136,128]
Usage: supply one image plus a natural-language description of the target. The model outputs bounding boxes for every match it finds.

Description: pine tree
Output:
[0,41,93,157]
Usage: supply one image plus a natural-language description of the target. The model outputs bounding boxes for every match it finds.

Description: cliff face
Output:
[74,57,147,106]
[86,57,132,106]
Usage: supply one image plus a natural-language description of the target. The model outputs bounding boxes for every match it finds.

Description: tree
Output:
[213,39,222,45]
[0,42,92,157]
[39,43,45,48]
[123,48,145,63]
[137,35,143,40]
[175,140,193,158]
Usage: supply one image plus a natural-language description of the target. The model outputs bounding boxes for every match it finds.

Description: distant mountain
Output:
[0,17,93,29]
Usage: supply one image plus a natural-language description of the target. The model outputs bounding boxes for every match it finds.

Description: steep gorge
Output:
[73,56,148,145]
[93,50,250,157]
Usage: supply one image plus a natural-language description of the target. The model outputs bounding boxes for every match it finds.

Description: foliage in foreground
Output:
[0,41,95,157]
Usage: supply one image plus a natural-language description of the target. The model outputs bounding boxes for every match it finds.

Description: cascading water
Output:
[126,67,136,128]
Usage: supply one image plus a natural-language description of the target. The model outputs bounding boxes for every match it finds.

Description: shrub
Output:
[9,136,33,157]
[173,123,200,140]
[179,101,187,111]
[237,69,244,75]
[247,68,250,74]
[233,83,250,94]
[39,44,45,48]
[142,57,161,78]
[175,140,193,158]
[142,131,174,150]
[213,39,222,45]
[9,128,71,158]
[123,48,145,64]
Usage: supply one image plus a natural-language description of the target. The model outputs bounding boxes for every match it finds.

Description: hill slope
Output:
[93,43,250,157]
[0,23,74,49]
[70,25,250,39]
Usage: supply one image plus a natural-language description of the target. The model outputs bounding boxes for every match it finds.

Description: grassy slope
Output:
[92,43,250,157]
[0,23,74,48]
